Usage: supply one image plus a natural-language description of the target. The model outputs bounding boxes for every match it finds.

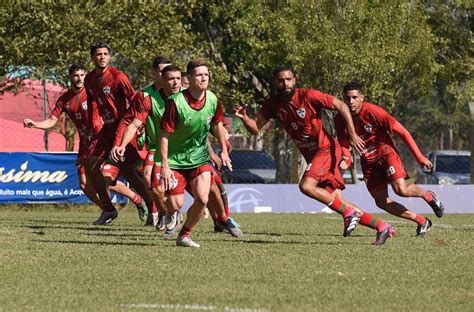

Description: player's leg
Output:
[162,169,186,239]
[372,185,431,237]
[176,167,213,247]
[386,152,444,217]
[299,147,361,237]
[84,154,118,225]
[207,172,242,237]
[77,165,103,208]
[150,163,169,230]
[120,164,156,224]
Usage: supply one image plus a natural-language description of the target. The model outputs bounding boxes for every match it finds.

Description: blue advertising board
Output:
[0,152,127,204]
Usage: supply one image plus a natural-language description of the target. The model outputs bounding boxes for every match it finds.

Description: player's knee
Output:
[298,180,313,196]
[194,195,209,207]
[393,185,408,197]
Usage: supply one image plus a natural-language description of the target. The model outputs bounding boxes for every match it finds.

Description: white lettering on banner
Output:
[227,187,272,213]
[0,161,68,183]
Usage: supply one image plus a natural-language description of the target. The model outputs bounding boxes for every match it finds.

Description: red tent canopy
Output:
[0,80,79,152]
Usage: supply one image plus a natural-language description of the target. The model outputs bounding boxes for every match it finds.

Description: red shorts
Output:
[361,151,409,195]
[302,143,345,193]
[100,161,122,180]
[151,164,162,189]
[87,127,140,165]
[165,164,214,196]
[144,150,155,167]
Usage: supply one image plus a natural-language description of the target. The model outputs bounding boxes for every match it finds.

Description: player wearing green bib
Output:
[112,57,174,227]
[159,60,237,248]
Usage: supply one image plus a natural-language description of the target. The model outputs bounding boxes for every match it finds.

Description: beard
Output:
[276,87,295,99]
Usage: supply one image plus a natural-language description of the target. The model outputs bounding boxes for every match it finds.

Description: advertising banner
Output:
[0,152,127,204]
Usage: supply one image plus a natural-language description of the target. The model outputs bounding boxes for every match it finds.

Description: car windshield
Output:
[435,155,471,174]
[230,151,276,169]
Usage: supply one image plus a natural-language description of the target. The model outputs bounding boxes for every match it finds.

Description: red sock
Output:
[179,226,192,238]
[218,215,228,223]
[214,175,230,217]
[415,214,426,225]
[131,194,141,205]
[359,212,386,231]
[423,191,433,202]
[328,198,353,217]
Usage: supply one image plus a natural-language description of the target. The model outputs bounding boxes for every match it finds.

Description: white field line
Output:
[120,303,268,312]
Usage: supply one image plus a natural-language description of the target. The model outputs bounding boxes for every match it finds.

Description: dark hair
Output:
[186,59,208,74]
[181,71,188,78]
[272,66,294,78]
[161,64,181,76]
[152,56,172,69]
[68,63,86,75]
[90,41,112,56]
[343,81,363,93]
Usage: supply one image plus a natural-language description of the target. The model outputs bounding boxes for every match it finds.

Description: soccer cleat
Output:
[176,236,200,248]
[92,209,118,225]
[155,213,166,231]
[134,199,148,222]
[416,218,432,237]
[163,212,183,240]
[373,225,395,246]
[343,210,360,237]
[427,191,444,218]
[165,212,178,230]
[145,212,159,227]
[216,218,244,238]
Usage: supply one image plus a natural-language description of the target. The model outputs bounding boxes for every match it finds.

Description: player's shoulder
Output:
[362,102,389,116]
[57,89,75,102]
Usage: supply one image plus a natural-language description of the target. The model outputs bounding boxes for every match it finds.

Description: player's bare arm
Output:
[234,105,267,135]
[23,116,58,129]
[110,118,143,162]
[158,130,175,191]
[208,139,222,170]
[212,121,232,171]
[392,121,433,170]
[332,98,365,153]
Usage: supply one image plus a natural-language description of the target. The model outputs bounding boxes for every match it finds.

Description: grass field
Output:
[0,205,473,311]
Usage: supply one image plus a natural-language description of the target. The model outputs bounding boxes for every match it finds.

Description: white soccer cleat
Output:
[176,236,200,248]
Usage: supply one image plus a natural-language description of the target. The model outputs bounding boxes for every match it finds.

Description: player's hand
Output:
[23,119,35,128]
[339,158,350,170]
[211,151,222,170]
[419,157,433,171]
[349,133,365,154]
[110,146,125,163]
[220,151,232,171]
[160,167,176,191]
[234,104,248,119]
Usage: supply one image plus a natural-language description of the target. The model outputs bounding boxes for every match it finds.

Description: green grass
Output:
[0,205,473,311]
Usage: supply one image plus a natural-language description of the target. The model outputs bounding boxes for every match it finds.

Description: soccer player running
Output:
[335,82,444,237]
[111,56,173,228]
[158,59,235,247]
[23,63,143,210]
[84,41,152,225]
[234,67,394,245]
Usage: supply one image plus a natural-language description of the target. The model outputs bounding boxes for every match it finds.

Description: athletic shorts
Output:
[361,151,409,195]
[87,126,140,165]
[302,143,345,193]
[163,164,214,196]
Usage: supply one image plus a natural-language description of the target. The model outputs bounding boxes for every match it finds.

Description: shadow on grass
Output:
[21,224,144,232]
[34,239,157,247]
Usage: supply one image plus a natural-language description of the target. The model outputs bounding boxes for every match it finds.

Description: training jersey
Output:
[160,89,224,169]
[84,66,135,130]
[334,102,397,164]
[259,88,335,162]
[50,87,101,156]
